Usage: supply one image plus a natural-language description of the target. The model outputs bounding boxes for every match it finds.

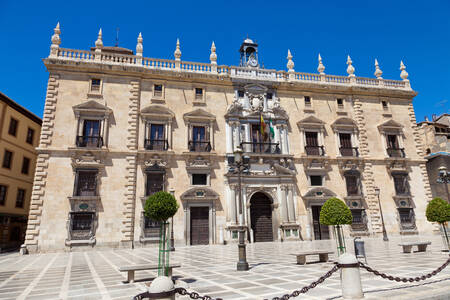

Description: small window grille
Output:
[304,96,311,106]
[337,98,343,107]
[91,79,101,92]
[195,88,203,100]
[267,93,273,100]
[382,101,388,109]
[238,90,245,98]
[154,84,163,97]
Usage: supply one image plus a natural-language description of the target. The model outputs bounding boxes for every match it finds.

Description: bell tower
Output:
[239,38,259,68]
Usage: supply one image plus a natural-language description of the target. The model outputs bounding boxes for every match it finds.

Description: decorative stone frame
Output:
[303,95,314,113]
[152,81,166,102]
[140,105,175,151]
[331,117,359,157]
[302,187,336,241]
[193,86,206,105]
[297,116,326,156]
[72,100,112,148]
[378,119,406,158]
[180,187,219,245]
[183,108,216,152]
[87,77,103,98]
[380,98,392,117]
[186,156,211,187]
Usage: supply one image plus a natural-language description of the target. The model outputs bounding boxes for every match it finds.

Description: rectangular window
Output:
[75,170,98,196]
[345,175,359,196]
[192,174,207,185]
[305,132,318,146]
[15,188,25,208]
[2,150,13,169]
[238,90,245,98]
[382,101,388,109]
[310,175,322,186]
[26,128,35,145]
[154,84,163,97]
[393,174,409,196]
[78,120,102,148]
[0,185,7,206]
[267,93,273,100]
[387,134,399,149]
[146,172,164,196]
[398,208,413,225]
[195,88,203,100]
[337,98,343,107]
[351,209,364,224]
[8,118,18,136]
[146,124,166,150]
[90,79,101,92]
[21,157,30,175]
[193,126,206,142]
[304,96,311,106]
[70,212,94,240]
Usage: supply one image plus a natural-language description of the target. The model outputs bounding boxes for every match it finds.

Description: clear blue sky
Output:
[1,1,449,121]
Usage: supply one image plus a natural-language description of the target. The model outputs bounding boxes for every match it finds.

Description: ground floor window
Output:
[143,215,160,239]
[398,208,416,230]
[70,212,95,240]
[350,209,367,231]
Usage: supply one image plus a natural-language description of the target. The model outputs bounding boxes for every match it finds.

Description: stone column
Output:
[228,185,237,224]
[244,124,251,152]
[281,126,289,155]
[209,121,214,150]
[274,125,281,145]
[225,122,233,153]
[280,185,288,223]
[287,186,296,222]
[167,121,173,150]
[263,95,268,112]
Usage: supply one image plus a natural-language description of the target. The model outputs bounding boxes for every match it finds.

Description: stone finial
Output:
[51,22,61,46]
[95,28,103,48]
[346,55,355,77]
[374,59,383,79]
[210,41,217,64]
[400,60,409,81]
[136,32,143,56]
[317,53,325,74]
[50,22,61,57]
[287,49,295,72]
[174,38,182,61]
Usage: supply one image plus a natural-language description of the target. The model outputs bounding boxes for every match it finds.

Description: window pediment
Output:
[378,119,403,133]
[180,187,219,201]
[302,187,336,199]
[73,100,112,117]
[297,115,325,130]
[331,117,358,131]
[141,105,175,121]
[183,108,216,122]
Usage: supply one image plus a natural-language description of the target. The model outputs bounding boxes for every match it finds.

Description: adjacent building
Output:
[418,114,450,202]
[0,92,41,251]
[23,24,435,253]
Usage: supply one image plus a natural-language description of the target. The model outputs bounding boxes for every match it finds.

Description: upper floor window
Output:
[154,84,163,98]
[337,98,344,108]
[310,175,322,186]
[238,90,245,98]
[339,133,358,157]
[15,188,25,208]
[0,185,7,206]
[145,123,167,151]
[2,150,13,169]
[21,157,30,175]
[381,100,388,110]
[192,173,208,186]
[145,169,165,196]
[74,169,98,197]
[245,124,279,154]
[304,96,311,106]
[184,108,216,152]
[386,134,405,158]
[378,119,405,158]
[345,173,360,196]
[90,79,101,93]
[393,173,409,196]
[195,88,204,101]
[26,128,35,145]
[77,120,103,148]
[305,132,324,156]
[189,126,211,152]
[8,118,18,136]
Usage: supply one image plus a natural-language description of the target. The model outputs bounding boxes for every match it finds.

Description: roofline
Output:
[0,92,42,125]
[425,151,450,159]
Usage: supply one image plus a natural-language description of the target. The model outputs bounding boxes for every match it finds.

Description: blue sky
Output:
[1,0,449,121]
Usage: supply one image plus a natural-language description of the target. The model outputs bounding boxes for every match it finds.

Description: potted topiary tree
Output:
[320,197,353,255]
[144,191,179,276]
[425,197,450,252]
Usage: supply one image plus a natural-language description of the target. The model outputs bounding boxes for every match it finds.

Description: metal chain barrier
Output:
[175,287,222,300]
[359,256,450,283]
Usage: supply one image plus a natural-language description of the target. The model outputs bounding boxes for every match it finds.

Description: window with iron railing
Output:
[189,126,211,152]
[69,212,95,240]
[393,173,409,196]
[305,132,324,156]
[145,172,164,196]
[386,134,405,158]
[75,170,98,197]
[345,174,360,196]
[145,123,168,151]
[398,208,415,230]
[77,120,103,148]
[339,133,358,157]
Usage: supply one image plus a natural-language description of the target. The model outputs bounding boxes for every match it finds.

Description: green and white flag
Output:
[269,118,275,139]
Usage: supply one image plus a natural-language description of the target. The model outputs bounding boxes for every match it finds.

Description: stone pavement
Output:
[0,235,448,300]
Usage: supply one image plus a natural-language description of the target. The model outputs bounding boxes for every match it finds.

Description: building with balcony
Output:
[23,24,434,253]
[0,92,41,252]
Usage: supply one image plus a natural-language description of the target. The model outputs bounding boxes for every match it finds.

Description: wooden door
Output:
[312,206,330,240]
[190,207,209,245]
[250,193,273,242]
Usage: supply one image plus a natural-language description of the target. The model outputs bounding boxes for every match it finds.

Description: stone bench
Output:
[292,251,334,265]
[118,263,181,283]
[398,242,431,253]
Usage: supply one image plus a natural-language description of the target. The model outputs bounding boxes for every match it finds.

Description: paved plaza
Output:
[0,235,449,300]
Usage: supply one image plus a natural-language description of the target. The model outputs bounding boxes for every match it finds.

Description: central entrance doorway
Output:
[190,207,209,245]
[250,192,273,242]
[311,205,330,240]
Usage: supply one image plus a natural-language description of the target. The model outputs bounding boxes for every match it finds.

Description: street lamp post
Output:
[374,187,389,241]
[232,147,249,271]
[437,166,450,203]
[169,189,175,251]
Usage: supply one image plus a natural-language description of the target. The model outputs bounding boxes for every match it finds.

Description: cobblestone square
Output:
[0,235,449,300]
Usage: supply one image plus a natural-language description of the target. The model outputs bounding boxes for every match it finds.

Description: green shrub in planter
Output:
[144,191,179,275]
[320,197,352,255]
[426,197,450,251]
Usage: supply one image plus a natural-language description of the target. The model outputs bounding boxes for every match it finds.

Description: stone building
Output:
[0,92,41,252]
[418,114,450,202]
[24,24,434,253]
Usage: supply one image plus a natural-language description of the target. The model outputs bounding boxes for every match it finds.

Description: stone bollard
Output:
[147,276,175,300]
[339,253,364,299]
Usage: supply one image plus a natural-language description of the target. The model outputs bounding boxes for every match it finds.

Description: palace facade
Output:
[24,24,434,253]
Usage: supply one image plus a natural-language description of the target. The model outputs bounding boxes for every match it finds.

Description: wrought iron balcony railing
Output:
[340,147,359,157]
[188,141,212,152]
[144,139,168,151]
[305,145,325,156]
[240,142,280,154]
[76,136,103,148]
[387,147,406,158]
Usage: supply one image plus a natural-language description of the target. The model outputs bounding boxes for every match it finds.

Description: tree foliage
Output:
[426,197,450,224]
[320,197,353,226]
[144,191,179,222]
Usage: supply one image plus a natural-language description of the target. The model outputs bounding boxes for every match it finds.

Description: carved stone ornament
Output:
[71,152,103,168]
[337,159,364,173]
[180,187,219,202]
[144,155,167,168]
[386,160,407,173]
[188,156,211,167]
[248,92,265,112]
